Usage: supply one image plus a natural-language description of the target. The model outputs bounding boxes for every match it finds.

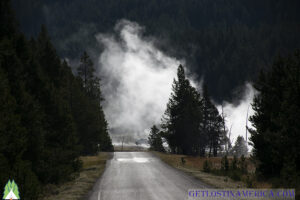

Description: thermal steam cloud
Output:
[217,83,256,149]
[95,20,257,146]
[96,20,187,141]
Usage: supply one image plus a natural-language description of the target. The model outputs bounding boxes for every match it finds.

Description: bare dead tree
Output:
[245,104,250,145]
[228,124,233,153]
[221,105,228,152]
[121,136,125,151]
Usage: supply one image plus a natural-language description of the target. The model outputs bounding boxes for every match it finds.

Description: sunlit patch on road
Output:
[116,157,149,163]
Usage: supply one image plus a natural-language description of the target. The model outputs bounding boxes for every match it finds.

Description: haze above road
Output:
[88,152,210,200]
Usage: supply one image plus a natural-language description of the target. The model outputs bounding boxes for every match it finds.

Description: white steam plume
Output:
[218,83,257,150]
[96,20,186,141]
[95,19,256,147]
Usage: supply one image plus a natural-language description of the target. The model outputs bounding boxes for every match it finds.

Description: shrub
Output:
[239,155,247,174]
[246,175,254,188]
[230,170,241,181]
[203,160,212,172]
[221,155,229,171]
[181,157,186,165]
[231,155,238,170]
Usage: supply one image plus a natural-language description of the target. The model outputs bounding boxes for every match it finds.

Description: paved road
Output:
[88,152,210,200]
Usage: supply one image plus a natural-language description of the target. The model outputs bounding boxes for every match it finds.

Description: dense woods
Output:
[152,65,246,158]
[150,58,299,188]
[249,51,300,187]
[154,65,227,156]
[0,1,112,199]
[12,0,300,101]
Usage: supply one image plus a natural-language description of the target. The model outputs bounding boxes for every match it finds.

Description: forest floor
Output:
[152,152,271,189]
[42,152,111,200]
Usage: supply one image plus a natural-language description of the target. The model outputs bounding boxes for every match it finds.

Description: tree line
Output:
[149,65,248,157]
[149,52,300,188]
[0,1,113,199]
[149,65,231,156]
[249,51,300,188]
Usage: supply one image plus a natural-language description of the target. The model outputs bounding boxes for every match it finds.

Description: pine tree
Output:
[148,125,165,152]
[33,27,82,183]
[77,51,95,88]
[202,85,223,157]
[0,67,40,199]
[36,25,62,87]
[231,136,248,157]
[249,50,300,186]
[0,3,43,199]
[75,51,113,154]
[0,2,112,198]
[162,65,203,155]
[221,155,229,171]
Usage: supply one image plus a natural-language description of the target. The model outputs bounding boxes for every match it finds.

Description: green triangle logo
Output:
[2,180,20,200]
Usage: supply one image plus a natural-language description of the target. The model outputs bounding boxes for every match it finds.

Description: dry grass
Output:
[153,152,255,172]
[113,145,148,152]
[42,152,110,200]
[152,152,260,188]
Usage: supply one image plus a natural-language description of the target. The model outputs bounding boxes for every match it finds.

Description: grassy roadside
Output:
[152,152,256,188]
[153,152,299,198]
[113,145,148,152]
[42,152,111,200]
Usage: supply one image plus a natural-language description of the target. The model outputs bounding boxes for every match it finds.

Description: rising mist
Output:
[95,20,256,145]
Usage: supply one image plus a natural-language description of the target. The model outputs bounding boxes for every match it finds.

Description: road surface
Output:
[88,152,210,200]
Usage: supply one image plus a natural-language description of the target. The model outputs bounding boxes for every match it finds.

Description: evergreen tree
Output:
[231,136,248,157]
[239,155,247,174]
[202,85,223,157]
[249,50,300,186]
[34,27,81,184]
[36,25,62,87]
[0,1,113,198]
[0,67,40,199]
[162,65,203,155]
[0,8,42,196]
[77,51,95,88]
[231,155,238,170]
[221,155,229,171]
[148,125,165,152]
[75,51,113,154]
[162,65,225,156]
